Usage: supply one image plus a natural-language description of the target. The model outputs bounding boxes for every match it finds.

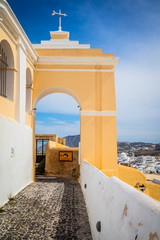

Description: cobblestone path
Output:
[0,177,92,240]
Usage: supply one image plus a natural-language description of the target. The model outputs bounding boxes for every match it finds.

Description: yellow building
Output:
[32,29,119,179]
[0,0,159,206]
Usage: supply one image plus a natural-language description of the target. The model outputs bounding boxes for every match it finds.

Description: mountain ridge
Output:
[64,134,159,147]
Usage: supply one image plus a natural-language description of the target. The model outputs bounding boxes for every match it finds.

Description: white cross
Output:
[52,10,67,31]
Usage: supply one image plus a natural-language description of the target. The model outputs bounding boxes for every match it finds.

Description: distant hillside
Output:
[64,136,158,149]
[65,135,80,147]
[117,142,155,147]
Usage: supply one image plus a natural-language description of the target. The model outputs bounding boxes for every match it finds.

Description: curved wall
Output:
[80,161,160,240]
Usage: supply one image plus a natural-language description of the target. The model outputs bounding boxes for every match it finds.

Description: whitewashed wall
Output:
[80,161,160,240]
[0,116,32,206]
[0,0,37,207]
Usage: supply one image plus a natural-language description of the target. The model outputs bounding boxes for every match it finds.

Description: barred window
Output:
[0,44,8,98]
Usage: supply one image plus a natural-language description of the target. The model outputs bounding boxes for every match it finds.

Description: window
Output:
[0,43,8,97]
[0,40,14,101]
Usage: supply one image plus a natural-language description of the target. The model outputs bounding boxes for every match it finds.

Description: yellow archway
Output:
[33,86,82,110]
[31,30,119,179]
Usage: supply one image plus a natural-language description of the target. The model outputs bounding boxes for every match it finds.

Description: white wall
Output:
[0,116,32,206]
[0,0,36,208]
[80,161,160,240]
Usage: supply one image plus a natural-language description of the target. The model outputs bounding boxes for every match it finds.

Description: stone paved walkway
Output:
[0,177,92,240]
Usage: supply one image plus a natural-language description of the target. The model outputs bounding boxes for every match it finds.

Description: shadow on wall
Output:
[45,140,79,178]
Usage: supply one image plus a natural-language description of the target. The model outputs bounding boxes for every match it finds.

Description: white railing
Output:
[80,161,160,240]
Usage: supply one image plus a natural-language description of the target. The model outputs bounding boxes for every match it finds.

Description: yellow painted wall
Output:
[33,70,96,110]
[33,66,118,173]
[35,48,114,57]
[80,116,96,166]
[51,34,69,39]
[32,45,118,172]
[0,97,15,119]
[55,142,67,148]
[118,164,146,187]
[25,112,31,126]
[101,72,116,110]
[36,64,114,70]
[145,181,160,202]
[45,141,79,177]
[106,164,160,202]
[102,117,118,172]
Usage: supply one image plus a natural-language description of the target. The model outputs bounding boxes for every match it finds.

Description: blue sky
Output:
[7,0,160,142]
[36,94,80,137]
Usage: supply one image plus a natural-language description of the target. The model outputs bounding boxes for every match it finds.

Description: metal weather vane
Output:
[52,10,67,31]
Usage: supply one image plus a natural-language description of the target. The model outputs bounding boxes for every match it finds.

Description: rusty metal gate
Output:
[36,139,49,163]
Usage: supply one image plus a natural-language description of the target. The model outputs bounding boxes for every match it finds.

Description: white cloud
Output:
[36,120,44,124]
[36,93,80,115]
[47,117,57,121]
[115,40,160,121]
[35,119,80,137]
[113,37,160,142]
[117,126,160,143]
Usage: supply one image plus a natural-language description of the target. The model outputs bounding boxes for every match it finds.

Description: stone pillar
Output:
[80,70,118,177]
[101,114,118,177]
[15,39,26,124]
[31,109,36,182]
[101,72,118,177]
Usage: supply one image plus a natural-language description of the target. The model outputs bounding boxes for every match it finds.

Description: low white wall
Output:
[0,116,32,206]
[80,161,160,240]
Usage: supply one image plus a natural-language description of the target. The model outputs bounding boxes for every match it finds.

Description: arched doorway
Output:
[0,39,14,101]
[33,89,81,178]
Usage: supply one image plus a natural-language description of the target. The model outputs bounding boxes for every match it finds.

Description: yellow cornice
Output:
[35,64,114,70]
[34,48,114,57]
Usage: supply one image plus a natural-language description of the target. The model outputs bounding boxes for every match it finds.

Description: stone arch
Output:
[0,39,14,100]
[33,86,82,110]
[26,67,32,113]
